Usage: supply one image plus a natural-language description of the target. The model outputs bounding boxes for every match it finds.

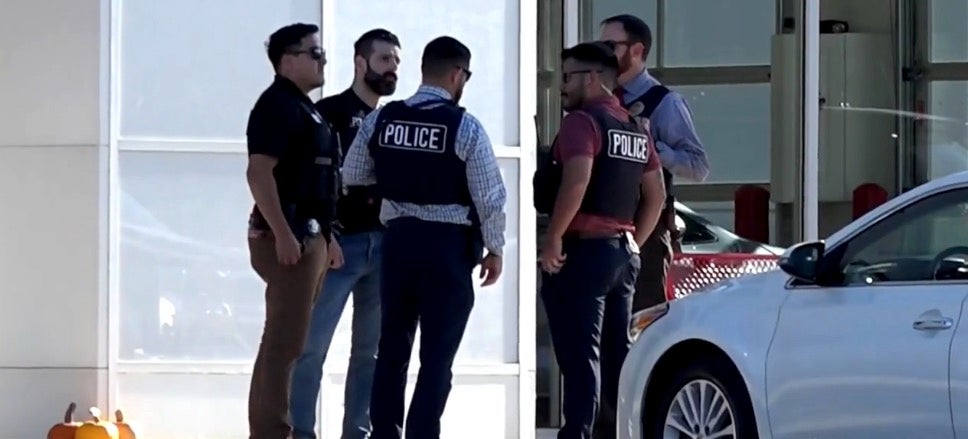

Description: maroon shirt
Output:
[553,95,661,234]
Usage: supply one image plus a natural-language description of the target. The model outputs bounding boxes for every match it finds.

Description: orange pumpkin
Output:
[74,407,119,439]
[46,402,82,439]
[113,409,137,439]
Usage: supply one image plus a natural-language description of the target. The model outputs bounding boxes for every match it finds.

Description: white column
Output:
[0,0,110,436]
[800,0,820,241]
[518,0,539,437]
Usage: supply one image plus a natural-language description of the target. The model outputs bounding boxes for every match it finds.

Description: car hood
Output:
[676,267,790,307]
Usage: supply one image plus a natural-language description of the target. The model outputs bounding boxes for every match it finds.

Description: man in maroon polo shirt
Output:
[534,41,666,439]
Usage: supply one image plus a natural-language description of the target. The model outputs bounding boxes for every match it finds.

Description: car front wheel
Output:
[647,357,757,439]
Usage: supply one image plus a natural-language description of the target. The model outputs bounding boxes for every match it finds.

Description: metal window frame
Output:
[912,0,968,186]
[574,0,776,199]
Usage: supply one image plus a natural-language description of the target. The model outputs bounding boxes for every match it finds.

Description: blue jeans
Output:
[290,231,383,439]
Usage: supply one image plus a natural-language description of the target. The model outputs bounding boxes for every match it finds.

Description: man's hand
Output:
[275,231,302,265]
[540,235,567,274]
[328,237,345,269]
[479,253,503,286]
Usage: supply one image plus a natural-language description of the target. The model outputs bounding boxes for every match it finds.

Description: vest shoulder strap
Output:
[634,85,670,119]
[412,98,467,114]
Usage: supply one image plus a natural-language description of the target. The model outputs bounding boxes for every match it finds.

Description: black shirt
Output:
[316,88,383,235]
[246,75,338,239]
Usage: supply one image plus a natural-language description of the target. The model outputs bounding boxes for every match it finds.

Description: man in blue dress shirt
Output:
[601,14,710,314]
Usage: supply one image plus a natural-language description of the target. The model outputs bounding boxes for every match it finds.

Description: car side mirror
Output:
[779,240,826,283]
[674,215,686,236]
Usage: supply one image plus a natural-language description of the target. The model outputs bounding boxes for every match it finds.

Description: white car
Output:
[617,170,968,439]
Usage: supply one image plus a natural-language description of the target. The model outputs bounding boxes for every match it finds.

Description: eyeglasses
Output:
[601,40,631,49]
[456,65,472,81]
[561,69,602,83]
[289,46,326,61]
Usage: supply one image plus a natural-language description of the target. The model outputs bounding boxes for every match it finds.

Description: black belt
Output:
[563,230,625,240]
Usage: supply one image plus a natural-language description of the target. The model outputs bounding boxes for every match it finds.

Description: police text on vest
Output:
[378,120,448,153]
[606,129,650,164]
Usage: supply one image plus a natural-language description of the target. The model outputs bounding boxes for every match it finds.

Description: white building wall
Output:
[0,0,111,437]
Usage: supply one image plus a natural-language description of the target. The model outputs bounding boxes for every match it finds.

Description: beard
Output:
[363,62,397,96]
[452,84,465,104]
[561,89,583,112]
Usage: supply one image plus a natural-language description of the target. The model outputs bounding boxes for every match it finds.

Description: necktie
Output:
[614,86,626,103]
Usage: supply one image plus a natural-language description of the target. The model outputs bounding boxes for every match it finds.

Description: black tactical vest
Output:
[305,111,341,224]
[581,109,652,222]
[532,109,651,223]
[367,99,472,207]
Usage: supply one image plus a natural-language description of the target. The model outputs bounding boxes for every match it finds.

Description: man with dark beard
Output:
[288,28,400,439]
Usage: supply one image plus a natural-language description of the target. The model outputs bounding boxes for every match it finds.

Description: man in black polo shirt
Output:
[245,23,342,439]
[289,28,401,439]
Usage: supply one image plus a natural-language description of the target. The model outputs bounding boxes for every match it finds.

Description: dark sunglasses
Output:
[289,46,325,61]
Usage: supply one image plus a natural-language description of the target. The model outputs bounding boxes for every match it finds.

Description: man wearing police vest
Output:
[341,36,507,439]
[600,15,710,314]
[533,41,665,439]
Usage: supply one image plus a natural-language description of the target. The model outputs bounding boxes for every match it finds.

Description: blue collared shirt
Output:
[621,69,710,182]
[342,85,507,256]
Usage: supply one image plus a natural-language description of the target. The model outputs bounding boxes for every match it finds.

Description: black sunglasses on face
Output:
[289,46,325,61]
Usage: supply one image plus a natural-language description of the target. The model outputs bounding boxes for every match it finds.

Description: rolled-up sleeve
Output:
[651,92,710,182]
[456,114,507,256]
[341,108,381,186]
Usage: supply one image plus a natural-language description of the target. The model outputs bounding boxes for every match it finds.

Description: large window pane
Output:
[118,151,519,364]
[116,372,517,438]
[584,0,657,68]
[662,0,774,67]
[326,0,520,145]
[120,0,319,139]
[927,81,968,180]
[675,83,771,183]
[930,0,968,62]
[118,151,261,361]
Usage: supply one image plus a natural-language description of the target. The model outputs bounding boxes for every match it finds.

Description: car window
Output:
[679,214,717,245]
[831,188,968,285]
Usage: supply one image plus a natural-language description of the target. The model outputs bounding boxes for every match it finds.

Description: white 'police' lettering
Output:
[606,129,650,164]
[377,120,448,153]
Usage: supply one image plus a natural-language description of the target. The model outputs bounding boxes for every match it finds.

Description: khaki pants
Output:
[247,235,329,439]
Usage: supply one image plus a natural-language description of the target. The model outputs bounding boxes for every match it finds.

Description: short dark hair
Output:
[354,28,401,58]
[600,14,653,59]
[421,36,471,77]
[266,23,319,69]
[561,42,620,85]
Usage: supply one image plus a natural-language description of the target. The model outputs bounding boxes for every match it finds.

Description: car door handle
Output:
[913,317,954,331]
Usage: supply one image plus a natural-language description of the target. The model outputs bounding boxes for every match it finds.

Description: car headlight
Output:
[630,302,669,339]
